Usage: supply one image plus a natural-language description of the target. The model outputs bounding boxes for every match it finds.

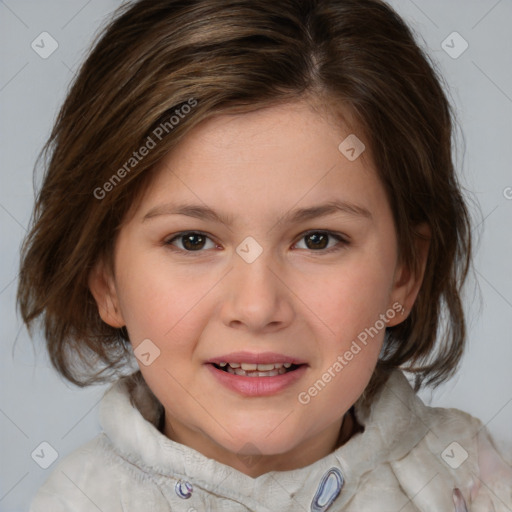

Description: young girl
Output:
[18,0,511,510]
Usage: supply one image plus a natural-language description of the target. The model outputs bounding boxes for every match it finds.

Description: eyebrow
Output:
[142,200,372,225]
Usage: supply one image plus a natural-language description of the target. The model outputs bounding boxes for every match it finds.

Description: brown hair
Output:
[17,0,472,401]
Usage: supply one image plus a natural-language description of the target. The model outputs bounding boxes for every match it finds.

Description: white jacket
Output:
[30,370,512,511]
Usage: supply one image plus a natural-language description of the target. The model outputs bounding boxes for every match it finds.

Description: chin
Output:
[213,425,307,458]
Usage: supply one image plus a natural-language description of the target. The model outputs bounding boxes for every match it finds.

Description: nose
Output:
[219,248,295,334]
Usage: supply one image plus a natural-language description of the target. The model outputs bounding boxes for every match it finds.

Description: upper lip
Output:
[207,351,307,365]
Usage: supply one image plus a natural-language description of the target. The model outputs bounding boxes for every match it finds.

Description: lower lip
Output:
[206,364,307,396]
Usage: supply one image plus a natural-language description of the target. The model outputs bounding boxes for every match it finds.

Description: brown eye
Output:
[166,232,216,252]
[304,232,329,250]
[294,231,348,252]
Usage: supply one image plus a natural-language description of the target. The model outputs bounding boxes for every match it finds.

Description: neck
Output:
[163,408,362,477]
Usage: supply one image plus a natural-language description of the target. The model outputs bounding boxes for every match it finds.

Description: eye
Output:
[294,230,348,253]
[164,230,348,255]
[165,231,218,252]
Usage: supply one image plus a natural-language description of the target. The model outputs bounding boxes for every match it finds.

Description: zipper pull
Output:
[453,488,469,512]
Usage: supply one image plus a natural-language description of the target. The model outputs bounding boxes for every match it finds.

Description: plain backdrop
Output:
[1,1,511,510]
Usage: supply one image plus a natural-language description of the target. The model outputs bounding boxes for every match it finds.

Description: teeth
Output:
[255,370,280,377]
[216,361,298,376]
[240,363,258,371]
[224,362,292,370]
[224,365,293,377]
[256,363,275,371]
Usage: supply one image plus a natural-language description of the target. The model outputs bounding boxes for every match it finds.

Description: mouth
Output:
[206,353,308,396]
[211,361,302,377]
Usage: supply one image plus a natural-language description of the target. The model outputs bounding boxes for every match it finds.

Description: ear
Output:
[387,223,431,327]
[88,257,125,328]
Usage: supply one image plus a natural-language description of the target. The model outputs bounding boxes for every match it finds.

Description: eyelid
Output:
[295,229,350,243]
[164,230,220,255]
[292,230,350,253]
[164,229,349,255]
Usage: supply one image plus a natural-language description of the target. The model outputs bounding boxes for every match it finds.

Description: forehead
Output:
[165,100,368,168]
[132,101,386,225]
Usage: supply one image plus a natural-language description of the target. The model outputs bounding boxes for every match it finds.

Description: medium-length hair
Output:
[18,0,472,403]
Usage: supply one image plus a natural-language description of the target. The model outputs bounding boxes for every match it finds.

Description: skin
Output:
[89,100,429,477]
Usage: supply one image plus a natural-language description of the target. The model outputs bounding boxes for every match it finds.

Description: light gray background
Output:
[1,1,511,510]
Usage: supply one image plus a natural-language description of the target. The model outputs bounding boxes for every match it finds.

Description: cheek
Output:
[295,262,391,426]
[114,250,216,344]
[298,254,395,342]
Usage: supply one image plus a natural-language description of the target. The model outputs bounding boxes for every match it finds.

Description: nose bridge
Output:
[233,238,280,302]
[220,236,293,330]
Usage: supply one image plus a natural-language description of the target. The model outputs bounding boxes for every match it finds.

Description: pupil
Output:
[183,233,205,250]
[306,232,328,250]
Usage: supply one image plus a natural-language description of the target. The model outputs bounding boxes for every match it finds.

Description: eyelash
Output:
[163,230,349,256]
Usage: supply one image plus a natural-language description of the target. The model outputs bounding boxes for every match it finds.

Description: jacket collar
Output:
[99,369,430,510]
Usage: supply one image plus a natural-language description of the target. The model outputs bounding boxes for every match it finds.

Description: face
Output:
[90,101,424,476]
